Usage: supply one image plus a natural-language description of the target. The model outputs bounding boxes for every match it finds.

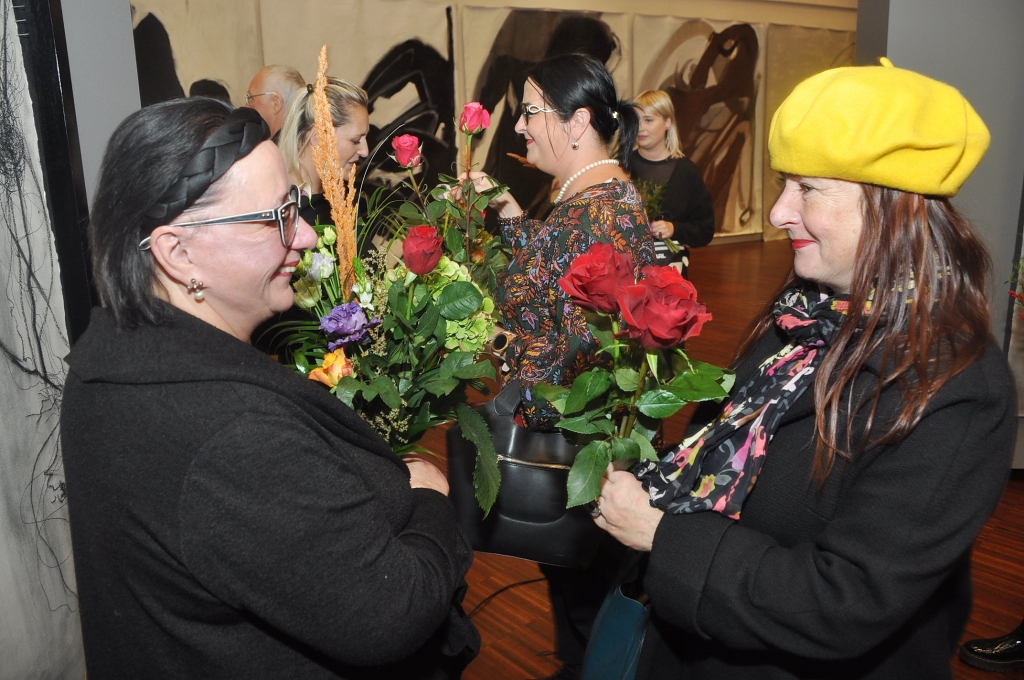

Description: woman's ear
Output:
[571,108,593,140]
[147,226,197,287]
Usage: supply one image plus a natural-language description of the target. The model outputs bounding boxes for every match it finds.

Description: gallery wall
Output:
[128,0,855,241]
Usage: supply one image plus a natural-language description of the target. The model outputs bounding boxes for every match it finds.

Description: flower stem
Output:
[621,353,649,439]
[407,168,432,226]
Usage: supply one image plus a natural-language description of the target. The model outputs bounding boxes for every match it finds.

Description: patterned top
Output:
[494,179,655,430]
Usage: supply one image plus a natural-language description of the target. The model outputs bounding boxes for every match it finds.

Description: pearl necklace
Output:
[554,159,620,204]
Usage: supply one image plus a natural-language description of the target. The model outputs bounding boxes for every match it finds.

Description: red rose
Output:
[391,134,422,168]
[458,102,490,134]
[557,243,635,314]
[402,226,444,275]
[618,265,712,349]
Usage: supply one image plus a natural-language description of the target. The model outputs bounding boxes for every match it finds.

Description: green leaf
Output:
[437,281,483,320]
[422,375,460,396]
[630,430,659,461]
[388,281,408,324]
[610,436,642,462]
[426,198,447,222]
[646,351,659,382]
[453,360,495,381]
[632,414,660,442]
[614,367,639,392]
[557,413,610,436]
[438,351,475,380]
[335,376,363,409]
[456,403,501,516]
[587,322,615,350]
[564,369,613,415]
[636,389,686,419]
[370,376,402,409]
[444,225,464,254]
[532,383,569,414]
[566,440,611,508]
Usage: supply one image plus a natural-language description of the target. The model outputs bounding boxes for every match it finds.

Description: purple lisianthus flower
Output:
[320,302,379,348]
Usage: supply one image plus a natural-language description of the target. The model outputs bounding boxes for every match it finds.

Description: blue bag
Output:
[579,582,651,680]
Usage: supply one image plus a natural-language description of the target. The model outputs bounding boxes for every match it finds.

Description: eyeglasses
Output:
[139,185,303,251]
[520,102,556,123]
[244,91,277,105]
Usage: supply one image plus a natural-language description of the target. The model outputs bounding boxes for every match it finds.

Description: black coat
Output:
[61,307,479,679]
[637,327,1015,680]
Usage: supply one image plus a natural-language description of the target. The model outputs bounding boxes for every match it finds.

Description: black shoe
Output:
[537,664,581,680]
[959,620,1024,672]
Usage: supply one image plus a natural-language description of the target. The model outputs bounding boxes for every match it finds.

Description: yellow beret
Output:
[768,58,990,197]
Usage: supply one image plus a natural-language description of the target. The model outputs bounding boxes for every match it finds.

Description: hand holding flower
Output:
[593,464,664,552]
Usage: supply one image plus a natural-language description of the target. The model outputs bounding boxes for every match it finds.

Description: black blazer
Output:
[61,306,479,679]
[637,327,1015,680]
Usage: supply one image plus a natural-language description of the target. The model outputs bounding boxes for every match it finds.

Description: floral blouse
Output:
[494,179,655,430]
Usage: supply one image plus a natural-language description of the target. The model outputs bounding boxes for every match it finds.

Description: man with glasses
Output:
[244,65,305,139]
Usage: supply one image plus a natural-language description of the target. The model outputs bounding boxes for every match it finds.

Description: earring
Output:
[186,279,205,301]
[572,141,580,150]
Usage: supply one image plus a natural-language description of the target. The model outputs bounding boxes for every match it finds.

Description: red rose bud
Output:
[557,242,635,314]
[391,134,422,168]
[458,102,490,134]
[402,225,444,275]
[618,265,712,349]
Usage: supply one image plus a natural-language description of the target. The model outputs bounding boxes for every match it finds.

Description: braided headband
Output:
[142,106,270,231]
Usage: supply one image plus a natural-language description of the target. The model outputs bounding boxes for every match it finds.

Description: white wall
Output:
[61,0,139,206]
[858,0,1024,467]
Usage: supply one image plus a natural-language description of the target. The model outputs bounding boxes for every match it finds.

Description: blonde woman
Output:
[631,89,714,275]
[277,76,369,226]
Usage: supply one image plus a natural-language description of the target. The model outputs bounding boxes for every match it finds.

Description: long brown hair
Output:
[737,185,992,480]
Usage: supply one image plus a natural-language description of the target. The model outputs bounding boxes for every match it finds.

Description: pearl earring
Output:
[186,279,205,301]
[572,141,580,150]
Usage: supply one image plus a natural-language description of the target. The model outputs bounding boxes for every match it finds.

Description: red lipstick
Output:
[790,239,814,250]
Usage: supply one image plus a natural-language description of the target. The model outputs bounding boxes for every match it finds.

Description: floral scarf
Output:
[634,286,849,519]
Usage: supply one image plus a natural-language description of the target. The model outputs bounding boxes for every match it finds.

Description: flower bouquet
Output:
[275,47,510,513]
[534,243,735,507]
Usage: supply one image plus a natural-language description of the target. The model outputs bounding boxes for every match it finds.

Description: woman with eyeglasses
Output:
[278,76,370,227]
[61,100,479,679]
[461,53,655,680]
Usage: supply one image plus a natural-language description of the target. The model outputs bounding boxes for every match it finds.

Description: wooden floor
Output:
[422,239,1024,679]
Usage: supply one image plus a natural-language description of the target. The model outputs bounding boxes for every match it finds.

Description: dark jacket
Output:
[637,327,1015,680]
[630,155,715,248]
[61,307,479,679]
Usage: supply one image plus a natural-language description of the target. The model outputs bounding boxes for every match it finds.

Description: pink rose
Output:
[391,134,422,168]
[458,102,490,134]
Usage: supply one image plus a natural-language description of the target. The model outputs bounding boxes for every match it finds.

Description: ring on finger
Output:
[588,498,602,518]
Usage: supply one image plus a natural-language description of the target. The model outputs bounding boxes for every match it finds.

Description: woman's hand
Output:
[649,219,674,240]
[450,171,523,220]
[594,464,665,552]
[405,457,450,496]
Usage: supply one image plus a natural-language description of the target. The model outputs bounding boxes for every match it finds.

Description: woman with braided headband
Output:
[590,61,1015,679]
[61,99,479,678]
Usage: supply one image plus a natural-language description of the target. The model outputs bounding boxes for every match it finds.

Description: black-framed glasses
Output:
[139,185,303,251]
[520,102,556,123]
[244,91,277,105]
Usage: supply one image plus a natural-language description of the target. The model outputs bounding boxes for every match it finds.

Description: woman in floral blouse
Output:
[469,54,655,432]
[465,54,655,679]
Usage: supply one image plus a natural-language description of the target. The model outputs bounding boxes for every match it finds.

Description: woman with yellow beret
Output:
[590,59,1015,679]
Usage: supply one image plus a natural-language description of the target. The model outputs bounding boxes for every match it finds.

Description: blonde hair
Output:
[634,90,683,159]
[278,76,368,186]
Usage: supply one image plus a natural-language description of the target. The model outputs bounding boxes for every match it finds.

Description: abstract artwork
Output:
[633,15,766,237]
[0,1,85,677]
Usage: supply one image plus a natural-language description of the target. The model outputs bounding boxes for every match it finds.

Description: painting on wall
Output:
[633,15,766,238]
[761,24,855,240]
[461,7,631,217]
[0,1,85,677]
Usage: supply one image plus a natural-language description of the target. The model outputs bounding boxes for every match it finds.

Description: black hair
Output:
[524,53,639,169]
[89,98,233,328]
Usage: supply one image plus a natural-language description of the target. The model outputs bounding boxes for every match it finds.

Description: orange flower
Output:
[308,348,353,387]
